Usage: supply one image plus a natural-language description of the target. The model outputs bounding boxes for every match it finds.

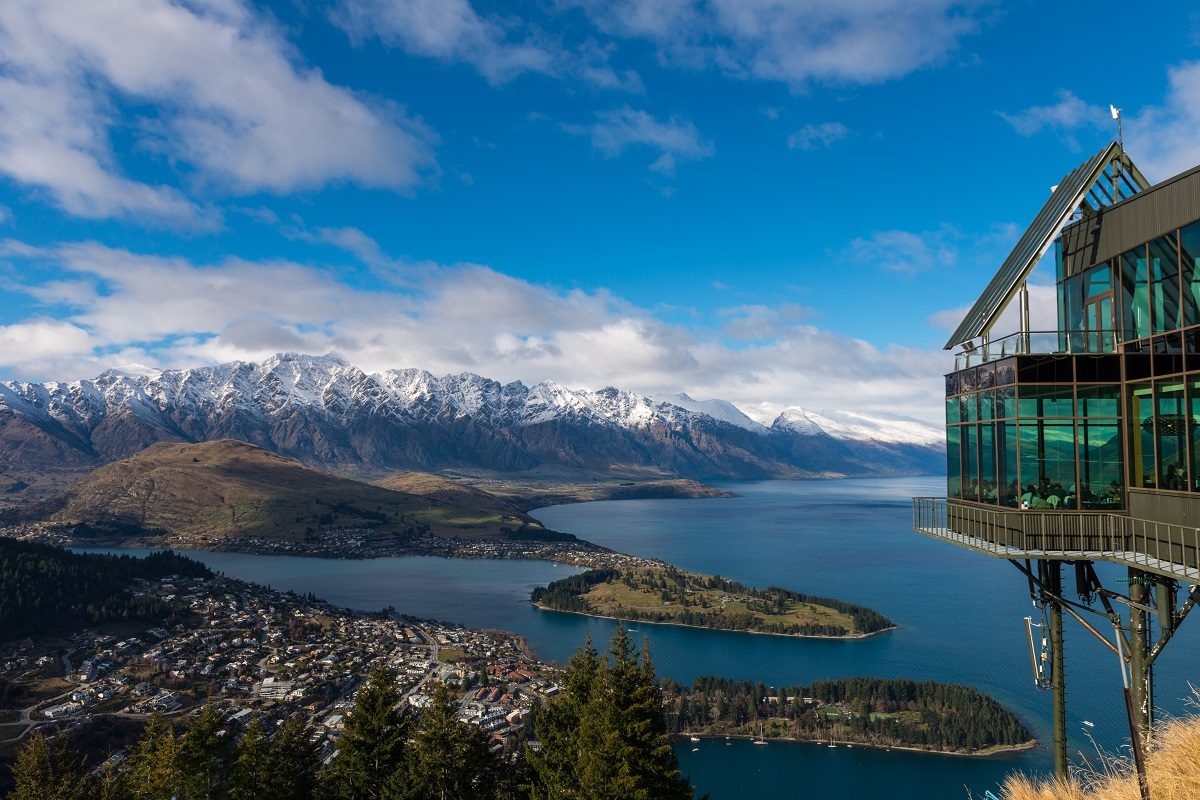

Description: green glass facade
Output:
[946,360,1122,509]
[946,219,1200,511]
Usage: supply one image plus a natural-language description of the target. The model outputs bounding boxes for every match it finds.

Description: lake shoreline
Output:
[674,733,1039,759]
[531,602,897,641]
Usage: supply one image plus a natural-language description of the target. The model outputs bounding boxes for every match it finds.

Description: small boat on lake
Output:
[753,724,767,745]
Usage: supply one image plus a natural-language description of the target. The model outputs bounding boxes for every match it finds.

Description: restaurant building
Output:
[914,141,1200,783]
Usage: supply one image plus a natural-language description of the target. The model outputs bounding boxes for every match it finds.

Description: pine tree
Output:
[391,682,498,800]
[8,731,92,800]
[527,630,696,800]
[323,665,409,800]
[267,716,320,800]
[527,636,600,799]
[126,715,185,800]
[229,718,272,800]
[180,704,235,800]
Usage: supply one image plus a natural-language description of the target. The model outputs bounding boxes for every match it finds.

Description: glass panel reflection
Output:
[1182,221,1200,326]
[1122,247,1150,341]
[1128,382,1156,488]
[1155,381,1188,491]
[1150,234,1181,333]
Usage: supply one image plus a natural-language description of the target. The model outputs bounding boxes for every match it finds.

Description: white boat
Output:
[753,723,767,745]
[689,735,700,742]
[1082,720,1095,728]
[691,747,700,752]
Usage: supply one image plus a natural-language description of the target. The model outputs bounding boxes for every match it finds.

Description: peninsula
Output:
[531,566,894,638]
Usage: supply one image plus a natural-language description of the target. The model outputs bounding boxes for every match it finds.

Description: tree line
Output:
[0,540,212,640]
[661,675,1031,753]
[6,628,701,800]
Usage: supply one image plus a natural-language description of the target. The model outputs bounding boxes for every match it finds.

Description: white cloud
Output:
[0,0,436,223]
[333,0,641,90]
[1127,61,1200,182]
[849,226,959,274]
[565,0,984,88]
[2,238,950,423]
[998,89,1109,148]
[786,122,849,151]
[564,106,714,174]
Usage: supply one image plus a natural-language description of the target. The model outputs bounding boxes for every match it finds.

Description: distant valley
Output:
[0,352,943,501]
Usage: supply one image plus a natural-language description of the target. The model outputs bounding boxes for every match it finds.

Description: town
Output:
[0,570,569,769]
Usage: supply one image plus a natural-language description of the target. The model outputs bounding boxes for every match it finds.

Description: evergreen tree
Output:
[180,704,235,800]
[229,718,272,800]
[8,731,92,800]
[528,630,696,800]
[268,716,320,800]
[576,630,693,800]
[527,637,600,799]
[125,715,185,800]
[391,682,498,800]
[323,665,409,800]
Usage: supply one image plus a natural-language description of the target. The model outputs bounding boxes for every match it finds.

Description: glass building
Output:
[914,141,1200,779]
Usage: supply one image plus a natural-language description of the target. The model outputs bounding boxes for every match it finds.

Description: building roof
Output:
[944,141,1150,350]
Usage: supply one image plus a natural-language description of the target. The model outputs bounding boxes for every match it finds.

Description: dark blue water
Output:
[83,478,1200,799]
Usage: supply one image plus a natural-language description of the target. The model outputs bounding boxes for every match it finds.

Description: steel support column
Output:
[1128,568,1153,743]
[1047,562,1067,778]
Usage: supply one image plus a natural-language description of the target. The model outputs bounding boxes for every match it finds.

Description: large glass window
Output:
[1018,385,1073,418]
[1016,420,1077,507]
[1150,234,1181,333]
[1077,421,1122,509]
[1182,221,1200,326]
[947,425,961,500]
[980,424,996,504]
[945,397,960,425]
[1190,379,1200,493]
[1156,380,1189,491]
[1077,384,1120,418]
[998,420,1018,507]
[962,424,978,502]
[995,386,1016,419]
[1122,246,1150,341]
[1128,382,1156,488]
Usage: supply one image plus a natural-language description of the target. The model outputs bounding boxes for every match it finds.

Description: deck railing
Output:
[913,497,1200,581]
[953,329,1118,370]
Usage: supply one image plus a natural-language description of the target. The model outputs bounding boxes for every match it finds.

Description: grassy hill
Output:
[31,440,554,546]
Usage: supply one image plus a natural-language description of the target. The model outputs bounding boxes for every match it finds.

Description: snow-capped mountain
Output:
[770,408,944,447]
[0,353,943,491]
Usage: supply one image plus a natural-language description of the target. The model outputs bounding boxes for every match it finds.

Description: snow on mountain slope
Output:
[772,407,942,446]
[0,353,943,482]
[652,393,768,433]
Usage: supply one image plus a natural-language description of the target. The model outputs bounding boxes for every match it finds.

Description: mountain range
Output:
[0,353,943,497]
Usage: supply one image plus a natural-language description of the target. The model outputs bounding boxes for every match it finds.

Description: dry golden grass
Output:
[1000,712,1200,800]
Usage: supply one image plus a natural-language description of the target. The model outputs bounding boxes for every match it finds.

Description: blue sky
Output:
[2,1,1199,423]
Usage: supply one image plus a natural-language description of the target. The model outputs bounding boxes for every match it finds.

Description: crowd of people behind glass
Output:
[964,477,1124,509]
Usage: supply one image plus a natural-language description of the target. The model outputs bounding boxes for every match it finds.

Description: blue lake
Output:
[85,477,1200,799]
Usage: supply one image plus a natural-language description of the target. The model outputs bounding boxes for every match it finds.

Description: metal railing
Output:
[954,329,1118,370]
[913,497,1200,581]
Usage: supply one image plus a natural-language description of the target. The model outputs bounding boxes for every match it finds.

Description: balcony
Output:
[954,330,1119,371]
[913,497,1200,581]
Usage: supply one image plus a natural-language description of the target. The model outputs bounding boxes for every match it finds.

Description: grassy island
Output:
[530,566,893,638]
[663,676,1035,755]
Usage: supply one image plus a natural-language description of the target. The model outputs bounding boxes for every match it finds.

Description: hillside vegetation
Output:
[17,440,556,546]
[0,539,210,640]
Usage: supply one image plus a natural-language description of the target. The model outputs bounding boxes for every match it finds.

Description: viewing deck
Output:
[913,497,1200,582]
